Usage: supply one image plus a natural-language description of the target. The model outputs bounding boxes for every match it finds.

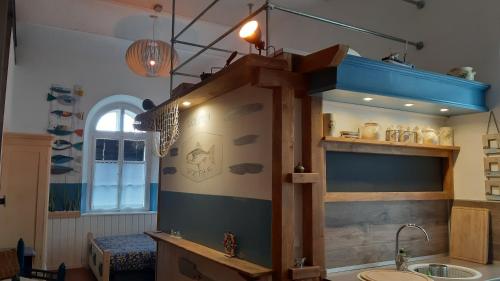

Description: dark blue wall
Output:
[158,191,272,267]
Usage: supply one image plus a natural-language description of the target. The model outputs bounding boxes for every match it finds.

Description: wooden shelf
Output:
[324,191,453,202]
[322,136,460,158]
[146,231,272,279]
[289,266,321,280]
[48,211,81,219]
[287,173,320,183]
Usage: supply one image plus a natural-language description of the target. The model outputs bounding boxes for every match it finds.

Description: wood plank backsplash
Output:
[325,200,450,269]
[46,213,157,269]
[454,200,500,262]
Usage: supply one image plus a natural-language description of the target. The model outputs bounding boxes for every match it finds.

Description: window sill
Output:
[81,210,157,216]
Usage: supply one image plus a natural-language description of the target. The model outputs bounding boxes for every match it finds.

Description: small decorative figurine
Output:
[294,257,306,268]
[294,162,305,173]
[223,232,237,257]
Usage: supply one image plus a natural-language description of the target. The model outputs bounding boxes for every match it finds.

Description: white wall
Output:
[4,33,15,132]
[324,101,446,138]
[409,0,500,200]
[47,213,157,269]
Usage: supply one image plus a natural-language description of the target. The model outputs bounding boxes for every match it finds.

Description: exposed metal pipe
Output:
[174,72,200,79]
[402,0,425,9]
[169,0,175,97]
[173,3,268,73]
[173,0,219,40]
[269,3,424,50]
[265,0,270,56]
[174,40,245,56]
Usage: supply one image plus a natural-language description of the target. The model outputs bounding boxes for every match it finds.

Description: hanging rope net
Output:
[153,101,180,157]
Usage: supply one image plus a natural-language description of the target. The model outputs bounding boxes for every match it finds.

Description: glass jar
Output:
[362,122,380,140]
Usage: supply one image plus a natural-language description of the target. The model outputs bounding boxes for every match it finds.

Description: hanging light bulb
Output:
[126,5,178,77]
[239,20,265,53]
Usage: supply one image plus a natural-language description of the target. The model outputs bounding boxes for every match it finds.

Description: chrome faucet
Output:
[395,224,430,271]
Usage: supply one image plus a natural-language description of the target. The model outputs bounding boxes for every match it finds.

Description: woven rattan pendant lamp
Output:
[126,4,178,77]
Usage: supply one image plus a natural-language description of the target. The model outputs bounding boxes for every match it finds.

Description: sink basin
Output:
[408,264,482,280]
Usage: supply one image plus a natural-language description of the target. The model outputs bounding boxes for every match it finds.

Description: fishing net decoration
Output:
[153,100,180,158]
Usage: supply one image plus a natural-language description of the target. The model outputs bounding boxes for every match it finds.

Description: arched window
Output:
[87,102,151,211]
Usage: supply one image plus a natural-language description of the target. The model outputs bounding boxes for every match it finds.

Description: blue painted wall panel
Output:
[158,191,272,267]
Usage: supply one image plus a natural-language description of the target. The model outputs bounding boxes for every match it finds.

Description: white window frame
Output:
[87,102,152,212]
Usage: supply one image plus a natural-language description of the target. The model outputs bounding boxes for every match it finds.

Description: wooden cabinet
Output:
[0,133,53,268]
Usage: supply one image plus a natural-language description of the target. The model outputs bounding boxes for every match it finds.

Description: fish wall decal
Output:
[47,126,83,137]
[73,86,84,96]
[52,140,83,151]
[74,129,84,137]
[47,93,76,106]
[229,163,264,175]
[186,144,215,170]
[51,110,84,120]
[47,125,73,136]
[51,155,74,164]
[51,165,74,175]
[224,103,263,121]
[50,86,71,94]
[169,147,178,157]
[233,134,259,146]
[162,167,177,175]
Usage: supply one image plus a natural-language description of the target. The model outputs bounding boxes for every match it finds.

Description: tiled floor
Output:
[66,268,96,281]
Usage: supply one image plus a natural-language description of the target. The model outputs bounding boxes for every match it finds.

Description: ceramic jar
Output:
[362,122,380,140]
[400,126,415,143]
[439,127,454,146]
[422,128,439,145]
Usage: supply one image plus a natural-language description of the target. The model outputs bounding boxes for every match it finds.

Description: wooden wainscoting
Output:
[46,213,157,269]
[324,200,451,269]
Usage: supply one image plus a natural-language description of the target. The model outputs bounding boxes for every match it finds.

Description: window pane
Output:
[95,139,119,161]
[124,110,144,133]
[92,162,119,210]
[96,110,120,131]
[121,162,146,209]
[124,140,145,161]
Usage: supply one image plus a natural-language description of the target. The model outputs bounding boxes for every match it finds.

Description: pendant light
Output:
[125,4,178,77]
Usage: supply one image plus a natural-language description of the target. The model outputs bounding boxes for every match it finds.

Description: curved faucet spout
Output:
[395,224,430,259]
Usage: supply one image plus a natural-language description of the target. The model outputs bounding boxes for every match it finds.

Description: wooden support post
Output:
[301,96,326,278]
[272,86,295,281]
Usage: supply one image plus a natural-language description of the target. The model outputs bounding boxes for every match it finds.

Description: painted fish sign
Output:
[181,133,222,182]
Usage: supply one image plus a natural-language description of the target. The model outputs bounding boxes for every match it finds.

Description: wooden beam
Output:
[272,86,295,281]
[135,54,289,131]
[324,191,453,202]
[301,96,326,277]
[293,44,349,73]
[287,173,320,184]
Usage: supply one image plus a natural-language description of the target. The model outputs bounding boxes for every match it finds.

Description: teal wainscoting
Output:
[49,183,82,211]
[158,191,272,267]
[50,183,158,212]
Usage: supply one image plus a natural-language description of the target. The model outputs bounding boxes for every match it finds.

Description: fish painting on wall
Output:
[51,155,74,164]
[51,110,84,120]
[51,165,74,175]
[181,132,223,182]
[52,140,83,151]
[47,93,76,106]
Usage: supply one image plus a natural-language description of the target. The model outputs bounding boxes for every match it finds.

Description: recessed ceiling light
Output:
[182,101,191,107]
[363,97,373,101]
[404,103,414,107]
[440,108,449,112]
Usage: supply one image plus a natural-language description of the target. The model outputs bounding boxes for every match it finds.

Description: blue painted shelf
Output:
[309,55,491,116]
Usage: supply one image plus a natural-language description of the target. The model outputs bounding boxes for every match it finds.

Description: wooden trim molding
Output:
[324,191,453,202]
[48,211,81,219]
[287,173,320,184]
[146,231,272,279]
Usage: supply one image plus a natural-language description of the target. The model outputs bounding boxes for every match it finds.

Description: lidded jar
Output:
[422,128,439,145]
[362,122,380,140]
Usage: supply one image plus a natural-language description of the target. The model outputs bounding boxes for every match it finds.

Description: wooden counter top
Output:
[146,231,273,279]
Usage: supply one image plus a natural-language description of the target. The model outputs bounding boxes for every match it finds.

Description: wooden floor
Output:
[66,268,97,281]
